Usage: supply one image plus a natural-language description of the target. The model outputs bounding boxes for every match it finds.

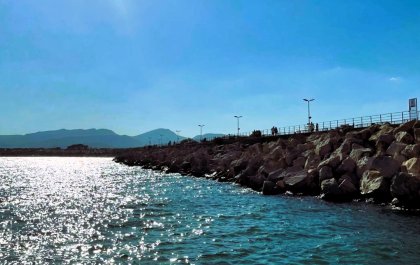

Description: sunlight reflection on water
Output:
[0,157,420,264]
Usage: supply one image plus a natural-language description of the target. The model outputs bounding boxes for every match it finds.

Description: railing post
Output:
[329,121,331,130]
[361,117,363,127]
[380,114,382,123]
[370,116,372,125]
[402,112,404,123]
[322,122,324,130]
[336,120,338,128]
[391,113,393,124]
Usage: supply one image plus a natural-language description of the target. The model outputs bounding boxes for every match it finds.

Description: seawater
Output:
[0,157,419,264]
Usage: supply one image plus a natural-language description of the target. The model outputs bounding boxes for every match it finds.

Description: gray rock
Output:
[262,180,282,195]
[369,123,394,142]
[395,131,414,144]
[318,155,341,169]
[356,156,373,178]
[337,157,356,175]
[267,168,284,182]
[391,172,420,208]
[368,155,401,179]
[304,152,321,170]
[319,166,333,183]
[402,158,420,177]
[360,170,391,201]
[349,147,373,161]
[292,156,306,169]
[376,133,395,145]
[284,170,319,195]
[321,178,340,199]
[386,142,407,157]
[338,176,358,195]
[393,120,417,134]
[414,128,420,144]
[401,144,420,159]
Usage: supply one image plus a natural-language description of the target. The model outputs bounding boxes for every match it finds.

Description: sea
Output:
[0,157,419,264]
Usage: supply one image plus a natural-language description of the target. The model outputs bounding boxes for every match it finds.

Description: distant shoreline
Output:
[0,148,133,157]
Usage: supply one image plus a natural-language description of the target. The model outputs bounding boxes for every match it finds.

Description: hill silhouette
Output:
[0,128,222,148]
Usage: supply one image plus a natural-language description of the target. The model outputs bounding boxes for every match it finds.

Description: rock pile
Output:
[115,121,420,209]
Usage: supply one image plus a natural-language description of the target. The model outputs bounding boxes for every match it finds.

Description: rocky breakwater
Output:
[115,120,420,209]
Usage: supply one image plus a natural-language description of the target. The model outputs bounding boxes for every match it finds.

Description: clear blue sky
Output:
[0,0,419,137]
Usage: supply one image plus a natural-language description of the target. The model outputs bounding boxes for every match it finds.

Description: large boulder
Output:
[376,133,395,146]
[338,175,358,195]
[263,158,287,173]
[414,128,420,144]
[292,156,306,169]
[336,157,356,175]
[386,142,407,157]
[356,156,373,178]
[349,147,373,161]
[360,170,391,201]
[391,172,420,208]
[284,170,319,195]
[284,148,300,166]
[269,146,284,160]
[262,180,283,195]
[395,131,414,144]
[230,157,248,175]
[319,166,333,183]
[314,134,339,158]
[367,155,401,179]
[369,123,394,142]
[304,152,321,170]
[401,144,420,159]
[267,168,284,182]
[402,158,420,177]
[321,175,357,201]
[320,178,340,200]
[393,120,416,134]
[247,174,266,191]
[318,155,341,170]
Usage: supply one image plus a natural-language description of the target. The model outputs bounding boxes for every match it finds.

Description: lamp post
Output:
[303,98,315,129]
[198,125,205,142]
[234,115,242,137]
[175,130,181,143]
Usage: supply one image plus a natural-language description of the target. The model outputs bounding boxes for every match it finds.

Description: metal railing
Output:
[202,110,419,141]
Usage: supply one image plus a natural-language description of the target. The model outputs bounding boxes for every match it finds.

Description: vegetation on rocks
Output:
[115,120,420,209]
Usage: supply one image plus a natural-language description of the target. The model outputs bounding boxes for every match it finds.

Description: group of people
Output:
[270,123,320,135]
[271,126,279,135]
[308,122,320,132]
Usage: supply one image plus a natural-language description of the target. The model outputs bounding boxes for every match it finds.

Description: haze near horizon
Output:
[0,0,419,137]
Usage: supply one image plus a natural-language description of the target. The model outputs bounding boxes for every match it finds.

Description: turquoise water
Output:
[0,157,419,264]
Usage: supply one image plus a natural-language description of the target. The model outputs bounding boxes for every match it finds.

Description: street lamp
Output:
[198,125,205,142]
[175,130,181,143]
[303,98,315,130]
[234,115,242,136]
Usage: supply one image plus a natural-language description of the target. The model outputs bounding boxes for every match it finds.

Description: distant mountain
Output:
[0,128,224,148]
[0,129,141,148]
[134,128,186,146]
[192,133,225,141]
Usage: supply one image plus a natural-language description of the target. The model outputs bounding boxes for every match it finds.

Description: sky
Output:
[0,0,419,137]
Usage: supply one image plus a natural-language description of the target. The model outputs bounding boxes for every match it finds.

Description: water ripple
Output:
[0,157,419,264]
